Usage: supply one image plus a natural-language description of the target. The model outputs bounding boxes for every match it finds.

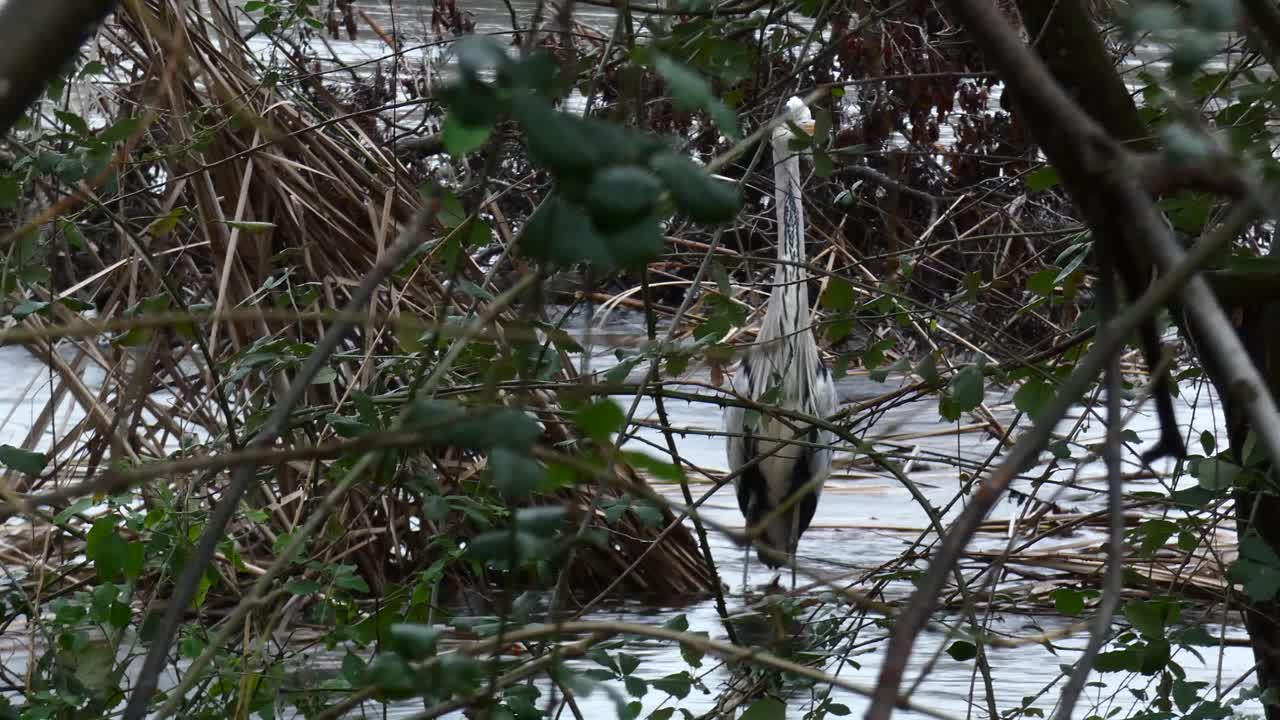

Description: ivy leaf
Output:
[650,672,692,699]
[0,175,19,209]
[99,116,141,143]
[739,697,785,720]
[1123,598,1180,639]
[1013,378,1054,419]
[0,445,48,476]
[940,363,985,422]
[946,641,977,661]
[443,112,491,158]
[821,277,855,311]
[624,675,648,698]
[1196,458,1242,491]
[1199,430,1216,455]
[1230,532,1280,601]
[1026,268,1059,297]
[1050,588,1092,616]
[575,399,626,443]
[85,517,129,581]
[1024,166,1061,191]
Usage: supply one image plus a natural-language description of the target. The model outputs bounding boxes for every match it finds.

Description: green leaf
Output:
[649,152,740,224]
[0,445,48,476]
[1135,518,1178,555]
[55,110,89,136]
[224,220,275,233]
[821,277,855,311]
[651,672,692,699]
[438,192,467,229]
[948,363,985,415]
[1123,598,1180,639]
[9,299,48,320]
[454,34,514,80]
[1199,430,1216,455]
[287,579,322,595]
[518,196,611,268]
[73,642,115,691]
[515,506,567,536]
[652,55,738,140]
[53,497,94,525]
[618,653,640,676]
[1026,268,1059,296]
[144,206,187,238]
[468,530,544,567]
[624,675,648,698]
[340,652,367,686]
[602,215,665,269]
[1230,532,1280,601]
[511,93,600,176]
[367,653,418,698]
[1013,378,1053,419]
[85,517,129,581]
[1024,166,1061,191]
[408,401,542,450]
[1124,2,1181,33]
[1095,648,1140,673]
[574,399,626,443]
[585,166,664,230]
[814,109,831,141]
[739,697,785,720]
[99,116,141,143]
[1050,588,1093,616]
[389,623,444,660]
[334,567,371,594]
[311,366,338,385]
[813,149,833,178]
[443,112,492,158]
[623,451,686,483]
[946,640,977,661]
[0,175,19,209]
[1198,457,1245,491]
[1171,31,1219,78]
[490,447,547,498]
[663,614,689,632]
[680,637,705,668]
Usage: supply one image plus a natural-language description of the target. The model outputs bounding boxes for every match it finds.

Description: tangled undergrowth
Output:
[1,0,1274,719]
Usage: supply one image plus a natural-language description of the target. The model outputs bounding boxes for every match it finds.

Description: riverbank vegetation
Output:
[1,1,1279,719]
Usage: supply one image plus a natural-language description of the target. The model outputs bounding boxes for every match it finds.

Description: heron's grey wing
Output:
[809,361,840,477]
[723,356,756,523]
[723,356,750,472]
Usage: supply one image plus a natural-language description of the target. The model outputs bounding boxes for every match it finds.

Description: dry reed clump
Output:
[1,0,714,609]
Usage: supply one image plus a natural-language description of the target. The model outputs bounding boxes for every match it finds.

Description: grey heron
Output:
[724,96,839,591]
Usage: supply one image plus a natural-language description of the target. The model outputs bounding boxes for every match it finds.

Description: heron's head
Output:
[772,96,816,145]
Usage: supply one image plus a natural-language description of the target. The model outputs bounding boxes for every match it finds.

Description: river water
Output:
[0,2,1262,719]
[0,323,1260,720]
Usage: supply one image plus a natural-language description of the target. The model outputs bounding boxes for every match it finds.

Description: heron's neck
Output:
[772,137,809,309]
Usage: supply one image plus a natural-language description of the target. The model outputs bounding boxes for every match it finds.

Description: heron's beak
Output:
[797,119,817,136]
